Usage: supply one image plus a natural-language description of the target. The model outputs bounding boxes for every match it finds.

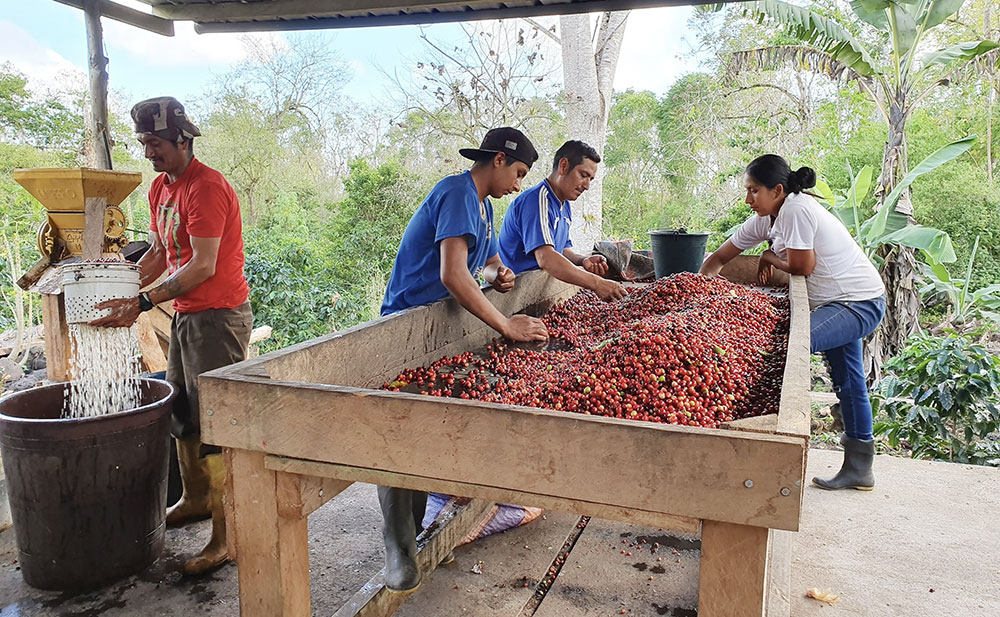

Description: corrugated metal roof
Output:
[132,0,730,33]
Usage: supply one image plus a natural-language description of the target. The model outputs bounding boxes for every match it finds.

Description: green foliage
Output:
[243,159,420,350]
[873,331,1000,466]
[243,228,339,352]
[919,236,1000,329]
[0,65,83,155]
[866,135,977,240]
[325,159,421,325]
[815,158,958,268]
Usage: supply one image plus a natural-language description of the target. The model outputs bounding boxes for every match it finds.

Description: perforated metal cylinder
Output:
[61,262,140,324]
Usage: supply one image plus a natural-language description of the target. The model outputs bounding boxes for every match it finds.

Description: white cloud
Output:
[0,20,85,90]
[101,18,282,67]
[614,7,700,95]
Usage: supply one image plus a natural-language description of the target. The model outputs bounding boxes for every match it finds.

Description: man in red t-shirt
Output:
[92,96,251,576]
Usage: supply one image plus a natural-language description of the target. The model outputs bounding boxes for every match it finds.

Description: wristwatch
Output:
[138,292,155,312]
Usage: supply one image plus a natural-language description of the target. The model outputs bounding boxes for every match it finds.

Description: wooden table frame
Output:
[200,258,811,617]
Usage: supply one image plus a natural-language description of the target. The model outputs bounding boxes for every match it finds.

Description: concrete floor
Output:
[0,449,997,616]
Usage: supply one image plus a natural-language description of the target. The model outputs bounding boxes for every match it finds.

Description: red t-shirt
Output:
[148,158,250,313]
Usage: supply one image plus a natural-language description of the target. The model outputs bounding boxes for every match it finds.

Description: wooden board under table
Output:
[199,256,811,617]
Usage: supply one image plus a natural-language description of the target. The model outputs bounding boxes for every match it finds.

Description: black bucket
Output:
[648,228,710,278]
[0,378,176,590]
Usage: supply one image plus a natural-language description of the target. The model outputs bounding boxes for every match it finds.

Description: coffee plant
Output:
[873,331,1000,466]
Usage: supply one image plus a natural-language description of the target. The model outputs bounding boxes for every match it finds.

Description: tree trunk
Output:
[560,11,628,250]
[868,93,918,380]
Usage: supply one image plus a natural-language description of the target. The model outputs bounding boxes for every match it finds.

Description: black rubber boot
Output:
[812,434,875,491]
[377,486,421,592]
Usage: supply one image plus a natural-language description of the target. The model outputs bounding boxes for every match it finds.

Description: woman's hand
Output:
[757,250,776,285]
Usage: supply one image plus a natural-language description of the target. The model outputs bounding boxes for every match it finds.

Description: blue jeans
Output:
[810,296,886,441]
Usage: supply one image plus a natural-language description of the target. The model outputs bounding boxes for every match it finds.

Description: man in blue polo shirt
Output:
[378,127,547,594]
[499,140,626,301]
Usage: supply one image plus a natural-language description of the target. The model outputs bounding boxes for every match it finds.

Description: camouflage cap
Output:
[130,96,201,141]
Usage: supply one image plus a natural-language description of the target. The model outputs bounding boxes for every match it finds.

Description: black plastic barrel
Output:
[648,228,710,278]
[0,378,176,590]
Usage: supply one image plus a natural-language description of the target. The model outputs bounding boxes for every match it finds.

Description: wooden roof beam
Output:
[150,0,458,22]
[54,0,175,37]
[189,0,722,33]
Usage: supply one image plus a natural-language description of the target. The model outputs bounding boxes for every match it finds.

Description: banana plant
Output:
[920,236,1000,329]
[813,136,972,269]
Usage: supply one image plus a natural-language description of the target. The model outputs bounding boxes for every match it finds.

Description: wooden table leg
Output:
[228,448,311,617]
[698,519,770,617]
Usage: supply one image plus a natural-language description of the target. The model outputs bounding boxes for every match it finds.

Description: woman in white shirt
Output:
[701,154,886,490]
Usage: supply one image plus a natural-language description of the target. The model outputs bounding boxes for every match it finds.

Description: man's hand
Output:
[89,297,141,328]
[595,278,627,302]
[757,250,776,285]
[581,255,608,276]
[491,265,515,293]
[503,314,548,342]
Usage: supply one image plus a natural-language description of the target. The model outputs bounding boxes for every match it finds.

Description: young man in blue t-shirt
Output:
[378,127,548,593]
[499,140,626,301]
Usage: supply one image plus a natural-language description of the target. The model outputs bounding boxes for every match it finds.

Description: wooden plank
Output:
[718,255,789,286]
[333,497,495,617]
[766,529,793,617]
[228,449,310,617]
[135,312,167,372]
[721,413,778,435]
[145,305,173,338]
[776,275,811,440]
[201,374,806,530]
[274,471,352,519]
[54,0,175,36]
[266,456,702,535]
[154,0,512,21]
[81,196,107,258]
[698,520,769,617]
[41,293,71,381]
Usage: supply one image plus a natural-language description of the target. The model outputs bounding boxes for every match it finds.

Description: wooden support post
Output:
[228,449,310,617]
[698,520,770,617]
[82,196,107,260]
[135,312,167,373]
[84,0,112,171]
[41,293,71,381]
[766,529,793,617]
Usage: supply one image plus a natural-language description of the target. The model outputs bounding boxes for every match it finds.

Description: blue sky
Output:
[3,0,701,109]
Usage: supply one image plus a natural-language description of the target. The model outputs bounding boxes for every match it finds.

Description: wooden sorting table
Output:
[200,256,811,617]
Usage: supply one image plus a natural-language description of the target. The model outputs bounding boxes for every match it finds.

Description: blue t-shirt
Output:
[381,171,499,316]
[498,179,573,274]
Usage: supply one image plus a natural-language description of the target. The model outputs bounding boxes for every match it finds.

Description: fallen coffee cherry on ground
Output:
[383,273,789,428]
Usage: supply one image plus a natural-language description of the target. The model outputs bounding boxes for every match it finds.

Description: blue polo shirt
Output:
[381,171,498,316]
[498,179,573,274]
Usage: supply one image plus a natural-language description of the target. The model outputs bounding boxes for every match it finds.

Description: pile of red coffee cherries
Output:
[383,273,789,428]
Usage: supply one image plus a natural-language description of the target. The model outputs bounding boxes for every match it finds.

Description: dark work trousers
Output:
[166,302,253,456]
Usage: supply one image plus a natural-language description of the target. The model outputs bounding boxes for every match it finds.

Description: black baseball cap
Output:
[131,96,201,141]
[459,127,538,167]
